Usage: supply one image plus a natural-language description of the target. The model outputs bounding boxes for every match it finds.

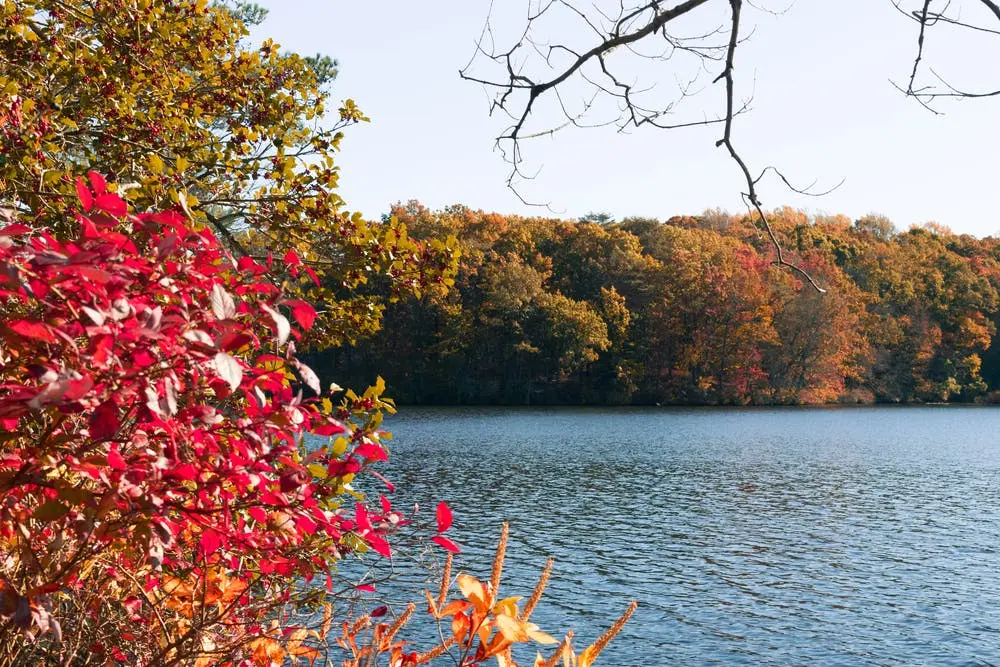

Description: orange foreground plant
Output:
[335,522,637,667]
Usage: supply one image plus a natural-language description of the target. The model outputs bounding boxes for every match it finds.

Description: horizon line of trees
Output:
[312,203,1000,406]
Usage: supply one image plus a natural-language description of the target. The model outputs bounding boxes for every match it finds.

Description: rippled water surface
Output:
[373,406,1000,665]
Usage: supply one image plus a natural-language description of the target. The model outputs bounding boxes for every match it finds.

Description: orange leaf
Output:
[439,599,471,617]
[451,611,471,644]
[248,637,285,665]
[424,589,439,617]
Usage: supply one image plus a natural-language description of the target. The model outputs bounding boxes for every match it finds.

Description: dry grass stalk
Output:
[521,557,553,621]
[582,601,637,662]
[489,521,509,604]
[416,636,456,663]
[384,603,415,645]
[348,614,371,637]
[541,630,574,667]
[437,552,453,609]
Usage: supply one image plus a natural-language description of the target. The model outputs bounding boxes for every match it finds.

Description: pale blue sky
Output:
[255,1,1000,236]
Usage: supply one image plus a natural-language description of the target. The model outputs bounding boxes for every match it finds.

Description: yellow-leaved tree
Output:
[0,0,458,346]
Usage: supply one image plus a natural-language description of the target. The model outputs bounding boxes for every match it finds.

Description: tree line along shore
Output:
[315,204,1000,406]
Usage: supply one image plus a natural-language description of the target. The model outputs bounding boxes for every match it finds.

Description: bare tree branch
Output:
[463,0,1000,293]
[895,0,1000,103]
[711,0,827,292]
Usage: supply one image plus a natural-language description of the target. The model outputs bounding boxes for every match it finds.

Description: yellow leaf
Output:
[527,627,558,645]
[15,23,38,42]
[457,573,488,611]
[149,153,164,174]
[259,358,286,372]
[496,614,529,643]
[176,155,189,173]
[492,595,522,618]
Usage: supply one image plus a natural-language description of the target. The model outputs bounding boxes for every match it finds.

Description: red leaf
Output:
[89,401,119,440]
[199,529,223,555]
[355,503,372,534]
[294,514,317,535]
[430,536,461,553]
[76,178,93,211]
[214,351,243,391]
[107,446,126,471]
[293,360,321,395]
[248,507,268,524]
[286,300,317,330]
[123,596,142,619]
[355,583,376,592]
[237,256,262,273]
[367,535,391,558]
[0,224,31,236]
[355,441,387,462]
[311,420,346,436]
[210,283,237,320]
[304,265,320,287]
[371,605,388,618]
[219,332,251,352]
[88,171,107,195]
[9,319,57,343]
[283,249,302,267]
[95,193,127,217]
[380,495,392,514]
[436,501,453,533]
[171,463,199,481]
[369,470,396,493]
[261,303,290,347]
[64,376,94,401]
[72,266,112,284]
[133,349,155,368]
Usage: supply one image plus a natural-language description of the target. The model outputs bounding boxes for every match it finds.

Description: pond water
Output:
[368,406,1000,665]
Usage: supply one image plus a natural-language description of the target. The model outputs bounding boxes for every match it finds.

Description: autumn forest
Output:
[316,204,1000,406]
